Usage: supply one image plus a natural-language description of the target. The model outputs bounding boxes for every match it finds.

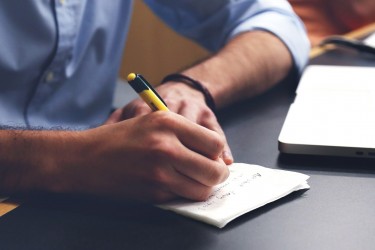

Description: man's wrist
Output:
[161,73,216,113]
[37,130,85,194]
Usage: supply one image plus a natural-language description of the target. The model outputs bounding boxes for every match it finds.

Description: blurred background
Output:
[119,0,375,85]
[120,1,209,85]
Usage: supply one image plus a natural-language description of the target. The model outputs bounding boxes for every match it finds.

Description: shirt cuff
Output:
[228,11,311,74]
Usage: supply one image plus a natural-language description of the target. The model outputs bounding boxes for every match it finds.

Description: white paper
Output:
[157,163,309,228]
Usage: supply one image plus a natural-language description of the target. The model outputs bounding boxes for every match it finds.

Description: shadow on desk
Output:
[0,190,306,250]
[0,194,217,249]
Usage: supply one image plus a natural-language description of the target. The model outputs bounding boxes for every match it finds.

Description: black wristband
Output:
[161,73,216,113]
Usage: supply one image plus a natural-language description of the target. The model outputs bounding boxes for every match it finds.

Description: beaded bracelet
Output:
[160,73,216,113]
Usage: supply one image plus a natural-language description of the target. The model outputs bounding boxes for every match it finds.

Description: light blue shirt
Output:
[0,0,309,129]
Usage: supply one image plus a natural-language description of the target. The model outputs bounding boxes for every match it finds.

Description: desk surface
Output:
[1,37,375,250]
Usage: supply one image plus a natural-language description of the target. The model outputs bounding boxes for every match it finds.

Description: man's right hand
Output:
[66,111,229,203]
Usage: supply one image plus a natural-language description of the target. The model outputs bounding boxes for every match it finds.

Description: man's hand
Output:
[77,111,229,203]
[105,82,233,165]
[0,112,229,203]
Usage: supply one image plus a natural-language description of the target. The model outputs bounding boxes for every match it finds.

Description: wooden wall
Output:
[120,1,209,85]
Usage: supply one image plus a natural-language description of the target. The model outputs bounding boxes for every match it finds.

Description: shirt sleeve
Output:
[143,0,310,73]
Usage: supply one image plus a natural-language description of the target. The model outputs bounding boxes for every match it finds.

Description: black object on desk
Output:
[319,36,375,56]
[1,47,375,250]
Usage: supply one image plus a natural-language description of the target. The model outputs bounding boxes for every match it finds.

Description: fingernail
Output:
[222,151,233,165]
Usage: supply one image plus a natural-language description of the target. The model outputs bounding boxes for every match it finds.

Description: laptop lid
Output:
[278,65,375,158]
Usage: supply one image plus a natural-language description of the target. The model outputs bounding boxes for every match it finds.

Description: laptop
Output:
[278,65,375,158]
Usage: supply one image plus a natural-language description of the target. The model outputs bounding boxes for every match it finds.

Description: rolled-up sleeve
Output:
[144,0,310,73]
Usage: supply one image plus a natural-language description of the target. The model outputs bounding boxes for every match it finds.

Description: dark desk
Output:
[1,43,375,250]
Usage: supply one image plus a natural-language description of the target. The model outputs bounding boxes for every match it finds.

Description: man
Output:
[0,1,309,203]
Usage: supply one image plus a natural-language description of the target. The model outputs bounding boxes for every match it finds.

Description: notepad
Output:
[157,163,309,228]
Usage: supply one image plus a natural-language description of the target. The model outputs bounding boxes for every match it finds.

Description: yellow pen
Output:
[127,73,169,111]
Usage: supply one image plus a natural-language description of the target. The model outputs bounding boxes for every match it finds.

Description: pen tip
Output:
[127,73,136,82]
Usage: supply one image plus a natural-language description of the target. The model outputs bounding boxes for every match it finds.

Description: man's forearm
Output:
[0,130,81,195]
[182,31,293,109]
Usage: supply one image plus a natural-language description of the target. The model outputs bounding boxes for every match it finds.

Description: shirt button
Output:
[45,71,54,83]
